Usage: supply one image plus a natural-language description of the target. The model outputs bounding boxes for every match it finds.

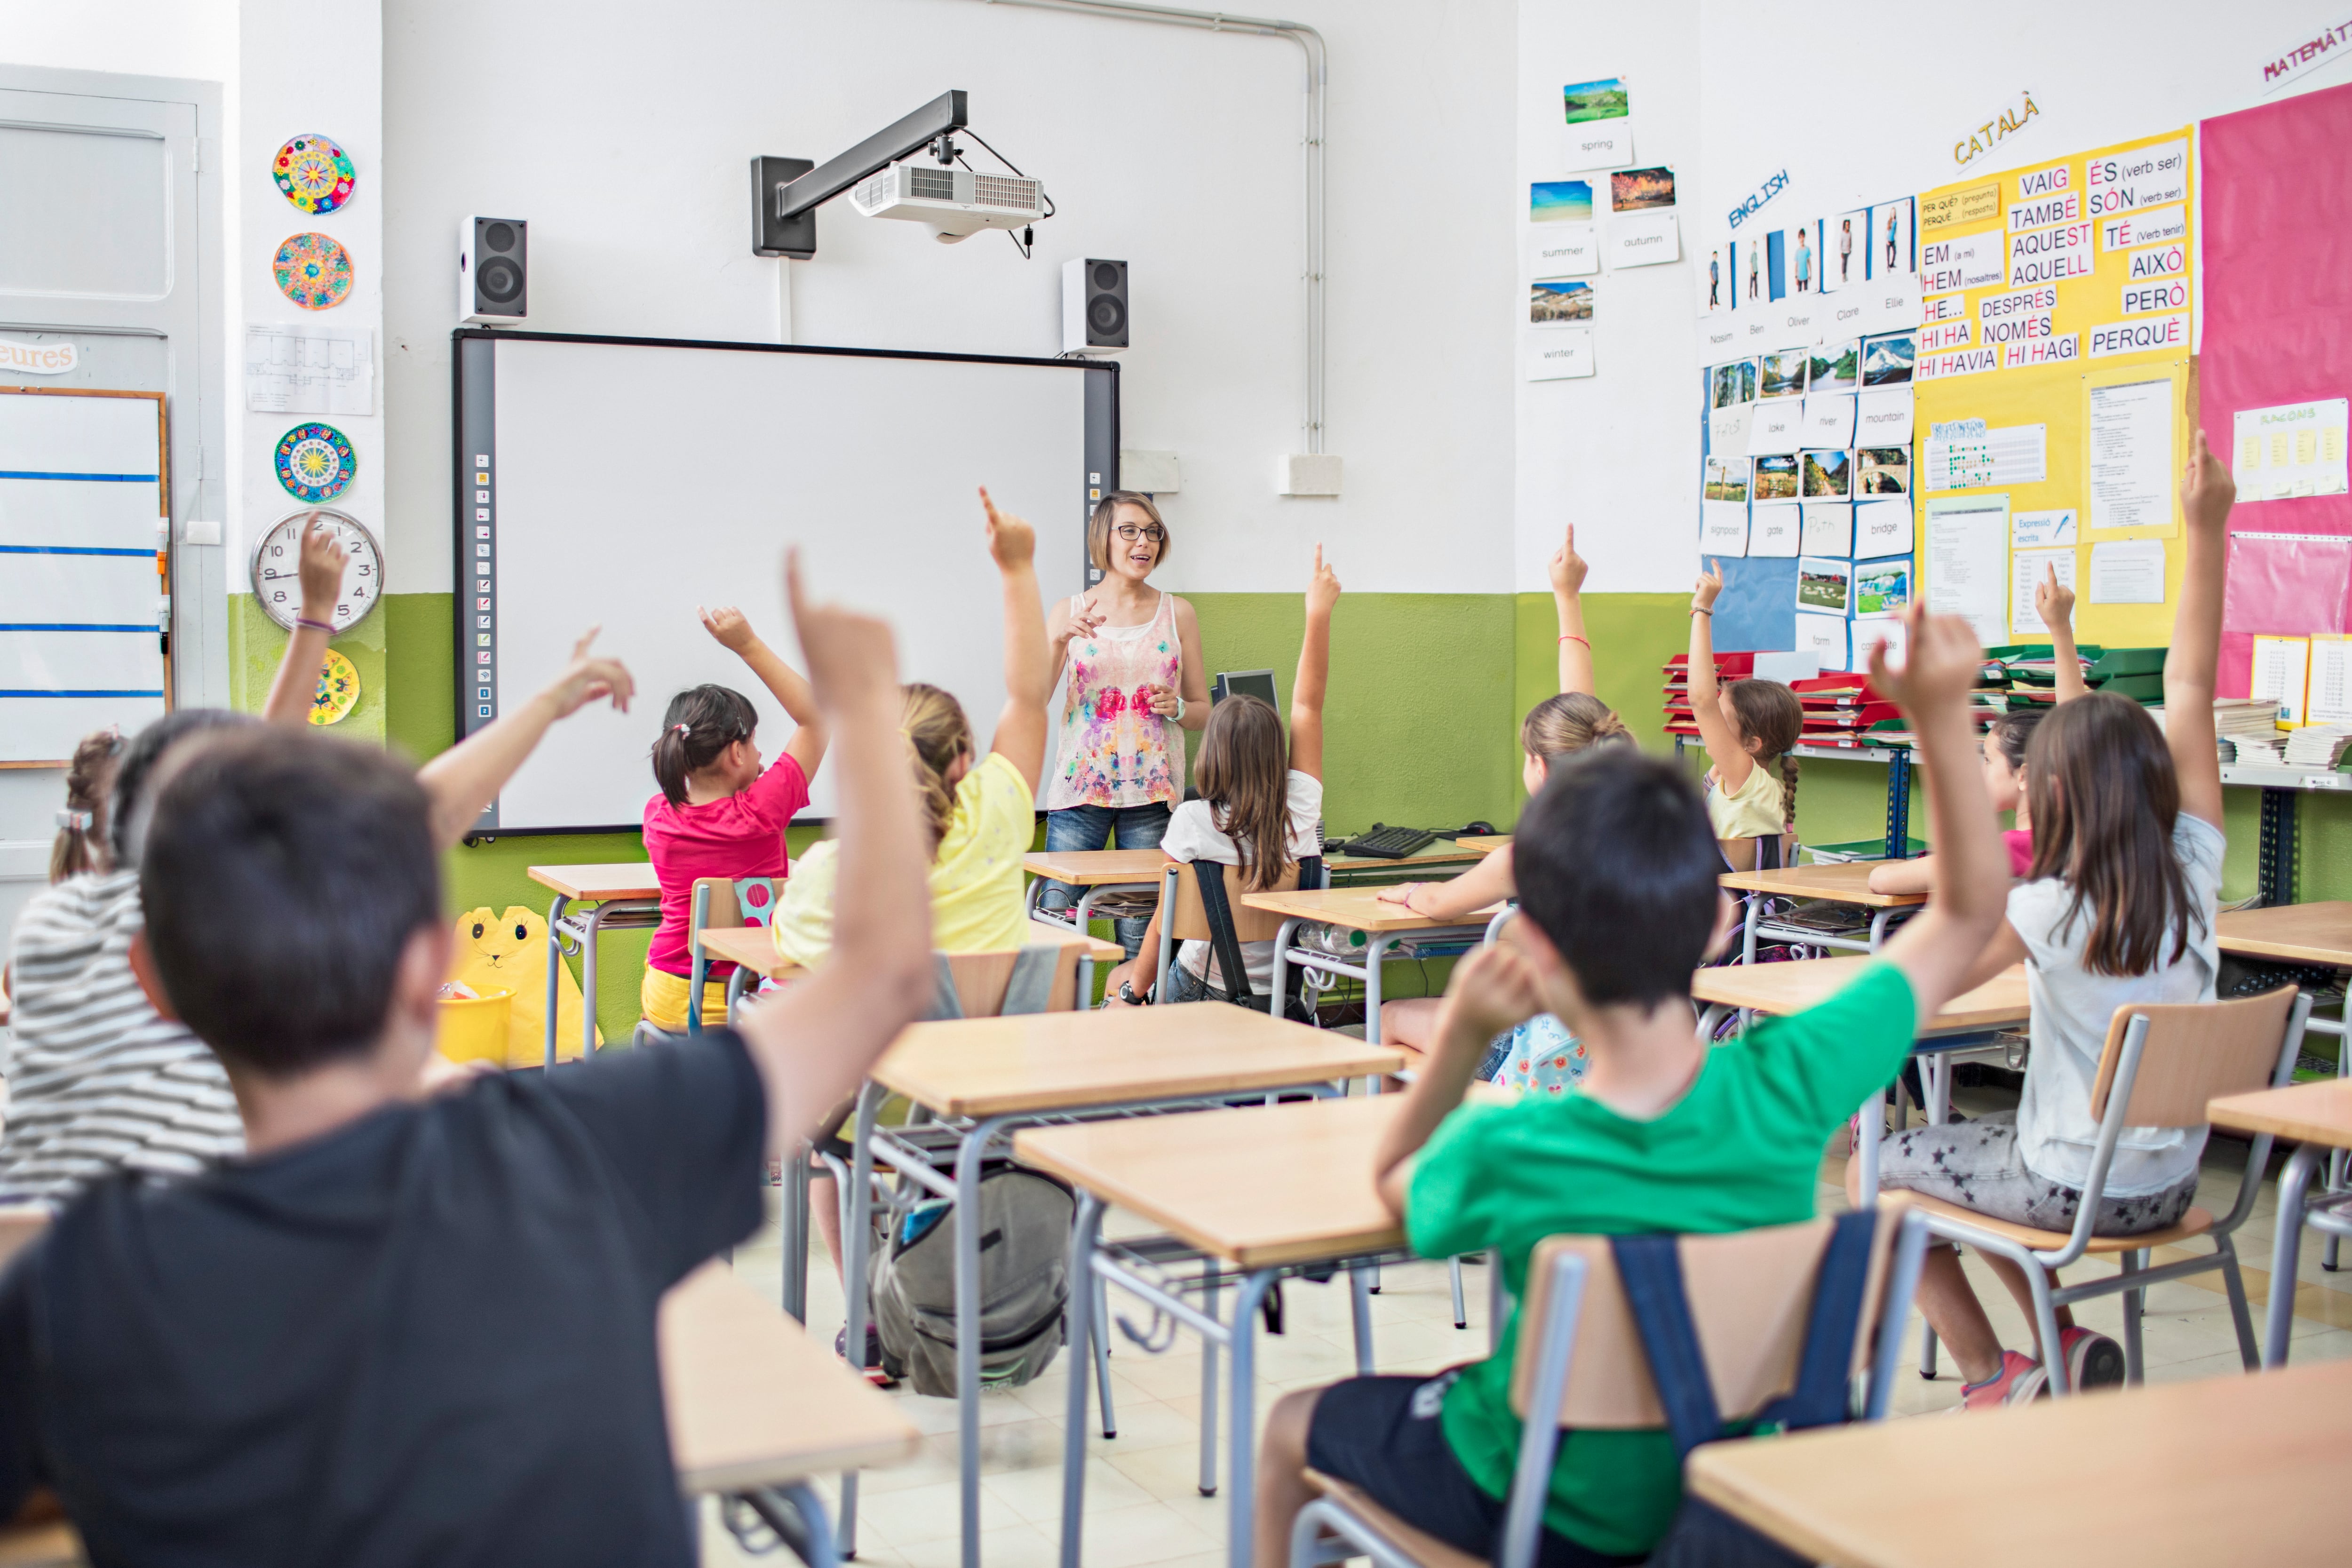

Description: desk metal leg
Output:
[543,892,571,1070]
[739,1480,844,1568]
[1092,1274,1117,1439]
[2267,1143,2324,1369]
[955,1115,1015,1568]
[1740,889,1760,966]
[579,904,605,1061]
[1855,1085,1883,1205]
[837,1081,885,1557]
[1224,1271,1280,1568]
[1362,934,1398,1045]
[1867,908,1892,952]
[1198,1265,1219,1495]
[1351,1266,1375,1371]
[1269,917,1299,1023]
[1059,1195,1107,1568]
[782,1142,812,1324]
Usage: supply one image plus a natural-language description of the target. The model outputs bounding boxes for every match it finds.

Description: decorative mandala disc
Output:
[275,422,355,501]
[272,133,357,215]
[310,649,360,726]
[273,232,354,310]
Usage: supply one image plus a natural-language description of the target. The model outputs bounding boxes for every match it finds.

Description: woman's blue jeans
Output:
[1039,801,1172,956]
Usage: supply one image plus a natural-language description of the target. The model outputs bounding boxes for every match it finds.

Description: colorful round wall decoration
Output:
[309,649,361,726]
[275,422,356,501]
[272,133,356,215]
[274,232,353,310]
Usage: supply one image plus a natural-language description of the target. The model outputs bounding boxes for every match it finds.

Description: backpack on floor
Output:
[866,947,1073,1396]
[867,1165,1075,1395]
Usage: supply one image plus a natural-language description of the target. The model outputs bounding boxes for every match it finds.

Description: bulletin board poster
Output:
[1911,127,2196,651]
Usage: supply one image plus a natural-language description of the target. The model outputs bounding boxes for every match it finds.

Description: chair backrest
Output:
[1165,860,1300,945]
[939,943,1084,1016]
[1508,1195,1915,1429]
[2089,984,2298,1129]
[691,875,742,931]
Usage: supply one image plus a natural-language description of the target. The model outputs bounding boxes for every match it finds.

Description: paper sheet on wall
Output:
[2233,398,2350,500]
[1854,386,1914,446]
[1854,497,1913,558]
[1800,501,1852,556]
[1609,210,1680,268]
[1800,393,1856,448]
[2220,530,2352,636]
[1748,501,1800,557]
[1854,555,1912,618]
[1746,400,1803,456]
[2251,635,2312,724]
[2011,509,2077,547]
[1925,494,2008,647]
[1708,402,1755,455]
[1700,501,1750,557]
[1525,329,1595,381]
[2087,379,2175,533]
[1797,556,1853,616]
[2088,538,2168,603]
[1855,613,1908,673]
[244,325,375,415]
[1923,419,2045,491]
[2010,546,2078,636]
[2311,636,2352,724]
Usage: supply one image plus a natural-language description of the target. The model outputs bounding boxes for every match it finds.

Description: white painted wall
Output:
[382,0,1518,600]
[1515,0,2352,595]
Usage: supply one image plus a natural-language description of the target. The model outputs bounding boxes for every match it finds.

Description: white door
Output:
[0,65,223,957]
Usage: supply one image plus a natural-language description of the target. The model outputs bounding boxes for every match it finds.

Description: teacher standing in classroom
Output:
[1038,491,1208,954]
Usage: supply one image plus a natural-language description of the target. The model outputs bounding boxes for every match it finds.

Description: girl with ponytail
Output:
[49,728,124,883]
[638,606,827,1033]
[1376,525,1630,1093]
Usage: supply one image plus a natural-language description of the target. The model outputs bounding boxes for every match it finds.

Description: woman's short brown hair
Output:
[1086,491,1170,573]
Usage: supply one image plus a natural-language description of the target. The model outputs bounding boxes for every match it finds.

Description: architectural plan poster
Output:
[1911,126,2197,647]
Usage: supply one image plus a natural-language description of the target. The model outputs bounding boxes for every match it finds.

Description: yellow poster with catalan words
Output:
[1912,127,2195,649]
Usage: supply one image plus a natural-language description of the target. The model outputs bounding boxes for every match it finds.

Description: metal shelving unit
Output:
[1673,736,1913,860]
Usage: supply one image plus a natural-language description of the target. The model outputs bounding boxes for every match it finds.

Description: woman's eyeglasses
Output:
[1112,524,1166,544]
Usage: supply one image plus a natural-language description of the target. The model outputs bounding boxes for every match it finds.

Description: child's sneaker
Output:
[834,1322,895,1387]
[2058,1326,2126,1391]
[1959,1350,2047,1410]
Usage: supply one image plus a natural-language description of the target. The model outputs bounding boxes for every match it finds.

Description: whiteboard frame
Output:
[449,327,1120,836]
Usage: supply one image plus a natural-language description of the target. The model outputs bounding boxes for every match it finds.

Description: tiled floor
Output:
[698,1085,2352,1566]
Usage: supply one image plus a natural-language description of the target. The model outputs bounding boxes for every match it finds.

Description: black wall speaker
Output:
[459,216,528,325]
[1062,257,1127,355]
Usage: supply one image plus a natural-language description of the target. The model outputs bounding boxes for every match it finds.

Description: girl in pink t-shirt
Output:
[638,606,827,1032]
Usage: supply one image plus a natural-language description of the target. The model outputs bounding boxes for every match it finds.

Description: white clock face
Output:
[251,508,384,633]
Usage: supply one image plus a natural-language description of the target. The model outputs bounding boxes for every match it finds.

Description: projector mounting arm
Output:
[750,91,969,259]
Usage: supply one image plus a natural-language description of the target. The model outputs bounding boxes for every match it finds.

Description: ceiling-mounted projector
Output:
[851,163,1045,243]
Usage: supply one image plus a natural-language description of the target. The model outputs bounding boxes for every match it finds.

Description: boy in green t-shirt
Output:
[1253,604,2011,1567]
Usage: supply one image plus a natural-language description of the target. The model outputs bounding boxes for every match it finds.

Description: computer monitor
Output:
[1213,669,1279,711]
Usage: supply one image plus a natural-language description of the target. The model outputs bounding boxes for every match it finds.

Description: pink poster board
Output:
[2201,83,2352,692]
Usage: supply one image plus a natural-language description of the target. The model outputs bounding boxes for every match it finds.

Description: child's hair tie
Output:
[672,723,691,736]
[56,808,93,831]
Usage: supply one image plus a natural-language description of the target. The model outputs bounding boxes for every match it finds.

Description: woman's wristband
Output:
[1558,633,1589,647]
[295,616,335,634]
[1691,605,1714,617]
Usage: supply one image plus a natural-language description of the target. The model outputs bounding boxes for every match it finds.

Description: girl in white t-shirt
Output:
[1871,430,2238,1410]
[1101,549,1340,1007]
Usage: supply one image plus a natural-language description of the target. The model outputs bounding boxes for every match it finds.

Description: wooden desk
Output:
[2209,1078,2352,1368]
[1017,1096,1412,1568]
[2215,900,2352,967]
[1454,834,1511,855]
[1687,1356,2352,1568]
[661,1261,919,1494]
[1693,958,2029,1204]
[875,1000,1398,1118]
[1022,848,1169,931]
[1242,886,1506,1047]
[0,1523,79,1568]
[1719,860,1923,964]
[527,862,664,1068]
[1323,839,1491,874]
[1691,956,2028,1035]
[840,1005,1401,1568]
[693,921,1120,985]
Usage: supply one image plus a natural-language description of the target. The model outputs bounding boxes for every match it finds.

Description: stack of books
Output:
[1790,672,1899,748]
[1660,652,1755,740]
[2214,697,2284,766]
[2285,723,2352,769]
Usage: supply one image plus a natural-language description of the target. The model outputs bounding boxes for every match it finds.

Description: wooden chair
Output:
[1290,1198,1931,1568]
[1150,858,1322,1020]
[1912,987,2311,1391]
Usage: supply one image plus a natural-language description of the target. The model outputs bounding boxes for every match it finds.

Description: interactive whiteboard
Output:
[454,330,1115,832]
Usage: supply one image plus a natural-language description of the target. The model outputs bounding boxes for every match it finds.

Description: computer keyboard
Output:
[1342,824,1436,859]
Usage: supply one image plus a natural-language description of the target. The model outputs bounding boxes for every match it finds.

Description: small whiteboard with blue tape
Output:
[0,388,167,763]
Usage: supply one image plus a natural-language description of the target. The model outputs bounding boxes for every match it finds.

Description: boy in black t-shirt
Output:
[0,550,941,1568]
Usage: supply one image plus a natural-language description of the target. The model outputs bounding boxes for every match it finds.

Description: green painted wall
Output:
[225,595,385,740]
